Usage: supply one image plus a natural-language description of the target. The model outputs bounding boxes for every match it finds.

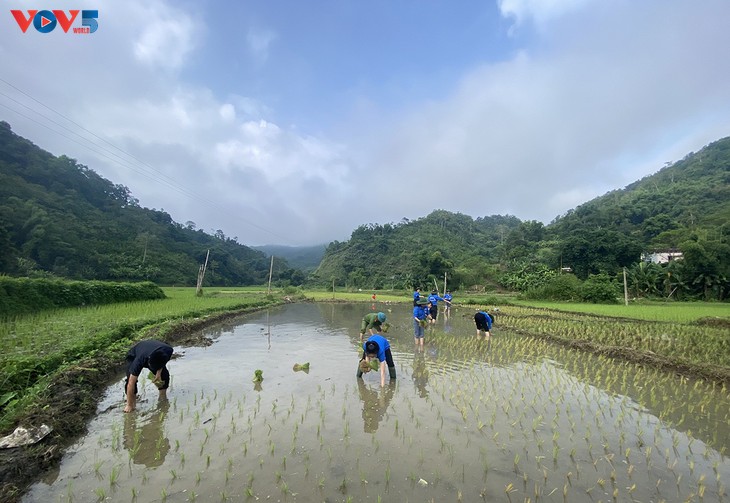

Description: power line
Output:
[0,79,289,242]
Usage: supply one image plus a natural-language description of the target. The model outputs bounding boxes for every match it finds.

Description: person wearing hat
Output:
[357,334,396,386]
[359,311,387,342]
[413,298,429,348]
[123,339,173,413]
[474,310,493,338]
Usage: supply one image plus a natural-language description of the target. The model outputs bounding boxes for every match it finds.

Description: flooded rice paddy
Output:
[26,303,730,502]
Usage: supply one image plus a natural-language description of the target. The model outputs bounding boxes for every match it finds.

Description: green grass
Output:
[509,299,730,323]
[1,287,274,356]
[0,287,281,430]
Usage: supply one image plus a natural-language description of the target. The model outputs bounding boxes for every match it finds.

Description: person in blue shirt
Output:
[427,290,444,325]
[413,299,429,348]
[412,287,421,307]
[474,311,493,338]
[443,290,453,318]
[357,334,396,386]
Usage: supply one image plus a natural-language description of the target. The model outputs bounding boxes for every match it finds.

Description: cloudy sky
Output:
[2,0,729,246]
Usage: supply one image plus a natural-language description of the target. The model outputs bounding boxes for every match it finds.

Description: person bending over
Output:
[357,334,396,386]
[124,339,173,413]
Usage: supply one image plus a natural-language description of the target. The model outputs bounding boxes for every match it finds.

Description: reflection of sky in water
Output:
[24,303,730,503]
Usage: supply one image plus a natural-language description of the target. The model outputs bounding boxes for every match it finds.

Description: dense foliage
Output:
[315,138,730,301]
[0,122,297,286]
[1,119,727,300]
[311,211,520,291]
[0,277,165,317]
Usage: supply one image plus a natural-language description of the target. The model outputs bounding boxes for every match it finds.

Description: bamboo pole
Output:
[196,249,210,296]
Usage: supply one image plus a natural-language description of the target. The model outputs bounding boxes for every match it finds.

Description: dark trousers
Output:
[125,363,170,395]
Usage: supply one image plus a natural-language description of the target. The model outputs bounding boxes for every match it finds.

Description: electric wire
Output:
[0,79,288,242]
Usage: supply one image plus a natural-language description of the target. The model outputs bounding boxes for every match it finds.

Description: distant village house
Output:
[641,250,684,264]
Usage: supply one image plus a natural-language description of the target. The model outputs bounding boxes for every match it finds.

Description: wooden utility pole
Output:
[196,249,210,296]
[332,278,335,299]
[267,255,274,296]
[623,267,629,306]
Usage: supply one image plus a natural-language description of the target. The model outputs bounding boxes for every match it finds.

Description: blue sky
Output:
[2,0,730,246]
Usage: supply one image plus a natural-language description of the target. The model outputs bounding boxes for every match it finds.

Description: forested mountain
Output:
[311,211,521,290]
[315,137,730,300]
[0,121,289,286]
[253,244,326,272]
[1,119,727,299]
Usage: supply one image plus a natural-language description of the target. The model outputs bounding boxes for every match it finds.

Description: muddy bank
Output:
[0,305,276,503]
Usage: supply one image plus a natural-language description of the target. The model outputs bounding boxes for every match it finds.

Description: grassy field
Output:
[0,287,280,431]
[300,288,730,323]
[509,299,730,323]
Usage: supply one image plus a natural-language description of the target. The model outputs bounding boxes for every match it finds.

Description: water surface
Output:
[25,303,730,502]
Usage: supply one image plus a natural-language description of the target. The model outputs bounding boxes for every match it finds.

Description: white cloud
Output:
[2,0,730,247]
[360,1,730,225]
[247,28,277,64]
[132,3,199,71]
[497,0,596,29]
[219,103,236,122]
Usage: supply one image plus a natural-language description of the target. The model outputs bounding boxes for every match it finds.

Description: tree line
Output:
[0,121,301,287]
[314,137,730,301]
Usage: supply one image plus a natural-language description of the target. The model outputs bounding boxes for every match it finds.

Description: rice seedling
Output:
[93,487,106,502]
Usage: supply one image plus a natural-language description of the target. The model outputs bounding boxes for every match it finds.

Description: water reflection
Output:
[123,395,170,467]
[412,352,429,398]
[357,380,395,433]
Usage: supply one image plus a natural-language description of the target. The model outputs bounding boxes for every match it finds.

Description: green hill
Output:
[0,121,283,285]
[314,137,729,299]
[252,244,326,272]
[1,119,727,299]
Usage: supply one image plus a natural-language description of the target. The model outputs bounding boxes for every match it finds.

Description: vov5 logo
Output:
[11,9,98,34]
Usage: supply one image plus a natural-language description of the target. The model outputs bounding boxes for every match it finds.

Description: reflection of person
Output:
[124,340,173,413]
[123,395,170,467]
[412,352,429,398]
[474,311,493,338]
[359,312,387,342]
[357,379,395,433]
[357,334,396,386]
[413,299,429,348]
[443,291,453,318]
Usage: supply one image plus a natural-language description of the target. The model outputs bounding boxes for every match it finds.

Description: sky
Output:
[2,0,730,246]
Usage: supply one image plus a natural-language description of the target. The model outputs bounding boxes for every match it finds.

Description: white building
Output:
[641,251,683,264]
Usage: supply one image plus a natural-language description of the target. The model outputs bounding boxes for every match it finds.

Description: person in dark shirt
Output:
[474,311,493,338]
[124,339,173,413]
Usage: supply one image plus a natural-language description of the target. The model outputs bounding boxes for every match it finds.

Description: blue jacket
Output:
[413,305,428,320]
[363,334,390,362]
[428,293,444,306]
[477,311,492,330]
